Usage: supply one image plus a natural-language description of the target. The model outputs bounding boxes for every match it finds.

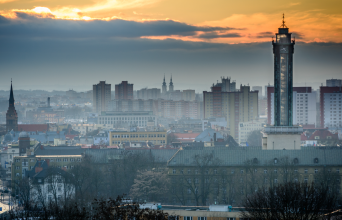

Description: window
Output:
[240,169,244,174]
[264,169,267,174]
[294,169,298,173]
[187,178,191,184]
[274,169,277,174]
[314,169,318,174]
[184,217,192,220]
[274,179,278,183]
[337,169,340,174]
[195,178,199,184]
[187,188,191,194]
[63,158,68,162]
[187,169,191,174]
[231,169,235,174]
[172,169,176,174]
[214,169,217,174]
[304,178,308,183]
[304,169,308,174]
[180,169,184,174]
[195,169,198,174]
[198,217,207,220]
[274,158,278,164]
[16,173,19,176]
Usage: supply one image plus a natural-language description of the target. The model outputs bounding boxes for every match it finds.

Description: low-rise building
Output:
[109,131,167,145]
[98,111,157,128]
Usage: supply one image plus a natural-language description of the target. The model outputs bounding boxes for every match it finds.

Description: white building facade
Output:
[238,120,266,146]
[323,93,342,128]
[270,91,316,126]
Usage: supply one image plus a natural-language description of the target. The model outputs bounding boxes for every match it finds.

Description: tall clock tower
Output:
[6,80,18,132]
[272,14,295,126]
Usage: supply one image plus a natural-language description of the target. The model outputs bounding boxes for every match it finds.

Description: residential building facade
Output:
[238,120,266,146]
[326,79,342,87]
[93,81,111,113]
[115,81,133,100]
[320,86,342,128]
[267,87,317,126]
[203,85,258,140]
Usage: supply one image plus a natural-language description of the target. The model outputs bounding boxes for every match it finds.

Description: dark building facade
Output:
[272,16,295,126]
[6,81,18,132]
[115,81,133,100]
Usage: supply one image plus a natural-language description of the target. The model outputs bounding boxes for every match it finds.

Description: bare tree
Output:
[130,170,170,202]
[241,182,341,220]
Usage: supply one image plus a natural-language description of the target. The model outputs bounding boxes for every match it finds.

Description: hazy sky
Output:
[0,0,341,92]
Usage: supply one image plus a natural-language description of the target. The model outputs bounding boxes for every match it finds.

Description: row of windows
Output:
[112,134,165,138]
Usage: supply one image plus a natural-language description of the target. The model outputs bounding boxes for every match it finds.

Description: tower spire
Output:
[9,79,14,105]
[280,13,288,28]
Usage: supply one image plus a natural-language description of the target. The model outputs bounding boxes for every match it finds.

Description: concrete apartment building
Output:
[137,88,161,100]
[326,79,342,87]
[252,86,263,98]
[93,81,111,113]
[109,131,167,145]
[267,87,317,126]
[115,81,133,100]
[182,90,196,101]
[203,85,258,140]
[320,86,342,128]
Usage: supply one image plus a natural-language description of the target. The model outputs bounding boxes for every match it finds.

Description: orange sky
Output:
[1,0,342,43]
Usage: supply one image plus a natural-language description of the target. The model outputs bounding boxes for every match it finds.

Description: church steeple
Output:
[6,80,18,132]
[9,79,14,106]
[169,75,174,92]
[162,74,167,94]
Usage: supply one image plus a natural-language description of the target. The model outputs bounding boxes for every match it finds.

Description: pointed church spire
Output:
[9,79,14,105]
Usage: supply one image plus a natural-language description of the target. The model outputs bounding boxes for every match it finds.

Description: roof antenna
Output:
[280,13,288,28]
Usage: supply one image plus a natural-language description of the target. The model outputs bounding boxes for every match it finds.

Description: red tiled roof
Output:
[65,135,78,140]
[301,133,308,141]
[173,133,200,142]
[308,130,338,140]
[18,124,48,132]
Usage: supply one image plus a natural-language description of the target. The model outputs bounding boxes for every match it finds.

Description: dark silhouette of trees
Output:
[9,195,175,220]
[240,182,341,220]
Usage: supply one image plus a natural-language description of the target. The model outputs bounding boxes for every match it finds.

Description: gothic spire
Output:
[9,79,14,105]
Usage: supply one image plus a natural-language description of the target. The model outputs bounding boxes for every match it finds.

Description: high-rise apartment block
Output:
[203,85,258,140]
[267,87,317,126]
[252,86,263,97]
[182,90,196,101]
[93,81,111,113]
[6,81,18,132]
[320,86,342,128]
[137,88,161,100]
[111,99,202,119]
[213,77,236,92]
[115,81,133,100]
[326,79,342,87]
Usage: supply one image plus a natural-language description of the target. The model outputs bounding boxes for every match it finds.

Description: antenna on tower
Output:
[280,13,288,28]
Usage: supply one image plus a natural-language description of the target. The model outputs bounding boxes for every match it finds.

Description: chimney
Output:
[47,97,50,107]
[214,133,217,142]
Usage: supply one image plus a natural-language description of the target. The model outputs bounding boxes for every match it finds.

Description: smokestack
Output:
[47,97,50,107]
[214,133,216,142]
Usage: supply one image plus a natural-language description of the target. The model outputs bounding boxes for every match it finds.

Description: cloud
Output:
[256,31,274,38]
[197,32,242,39]
[0,13,236,40]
